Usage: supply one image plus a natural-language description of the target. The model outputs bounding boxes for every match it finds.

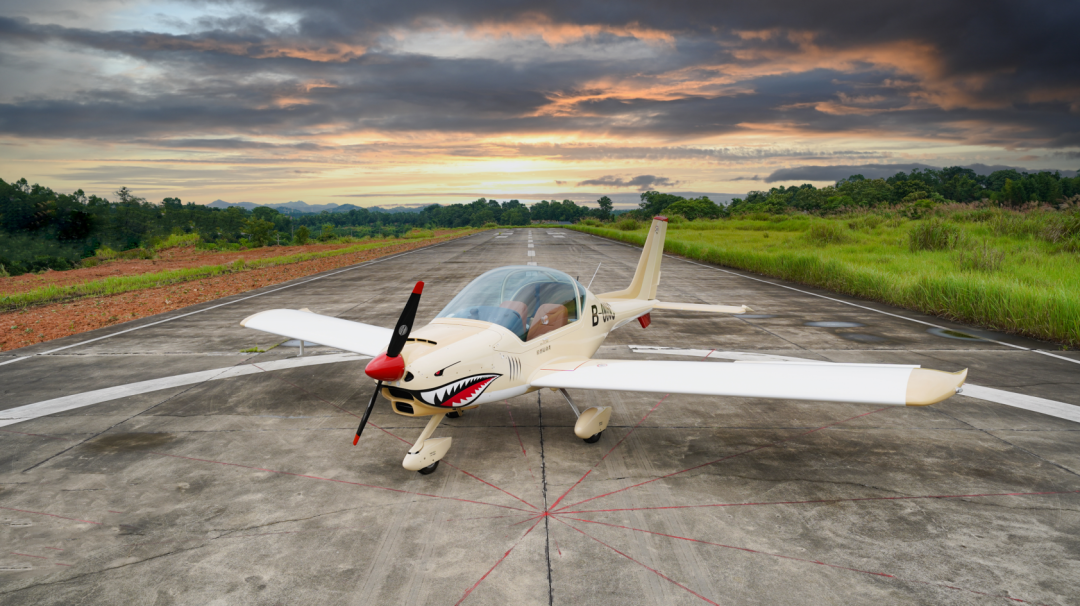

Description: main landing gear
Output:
[558,388,611,444]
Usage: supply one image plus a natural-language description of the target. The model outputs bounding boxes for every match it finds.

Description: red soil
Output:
[0,232,459,295]
[0,232,472,353]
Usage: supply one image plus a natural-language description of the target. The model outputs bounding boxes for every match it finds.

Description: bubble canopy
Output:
[435,266,586,341]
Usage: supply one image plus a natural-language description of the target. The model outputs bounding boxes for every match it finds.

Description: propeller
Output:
[355,281,424,444]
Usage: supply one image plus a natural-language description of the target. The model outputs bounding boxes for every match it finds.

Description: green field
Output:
[571,210,1080,347]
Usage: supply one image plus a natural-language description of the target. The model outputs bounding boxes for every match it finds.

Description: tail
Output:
[601,216,667,301]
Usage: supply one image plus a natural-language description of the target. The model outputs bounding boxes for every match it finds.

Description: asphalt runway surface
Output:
[2,228,1079,605]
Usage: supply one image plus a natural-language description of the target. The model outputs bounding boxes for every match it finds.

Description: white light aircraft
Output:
[242,218,967,474]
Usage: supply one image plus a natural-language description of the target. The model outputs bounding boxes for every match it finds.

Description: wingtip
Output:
[906,368,968,406]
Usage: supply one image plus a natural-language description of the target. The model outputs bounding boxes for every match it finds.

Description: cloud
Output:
[730,175,762,181]
[577,175,676,191]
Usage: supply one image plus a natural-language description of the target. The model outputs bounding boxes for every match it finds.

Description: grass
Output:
[570,212,1080,346]
[1,229,475,312]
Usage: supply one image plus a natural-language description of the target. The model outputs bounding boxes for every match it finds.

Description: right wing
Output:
[241,309,392,357]
[531,359,966,406]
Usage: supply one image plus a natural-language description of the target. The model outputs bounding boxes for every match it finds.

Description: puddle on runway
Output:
[927,327,985,341]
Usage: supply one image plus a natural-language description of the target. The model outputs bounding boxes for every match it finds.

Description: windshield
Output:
[436,266,580,341]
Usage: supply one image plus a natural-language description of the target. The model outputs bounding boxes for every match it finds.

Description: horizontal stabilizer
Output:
[532,360,966,407]
[652,301,752,314]
[241,309,393,357]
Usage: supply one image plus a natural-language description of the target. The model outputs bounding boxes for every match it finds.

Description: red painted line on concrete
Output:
[11,552,48,560]
[0,429,67,440]
[265,367,535,507]
[559,489,1080,515]
[454,516,543,606]
[600,394,670,465]
[555,407,888,513]
[149,451,533,513]
[442,461,540,511]
[549,469,592,512]
[505,401,536,481]
[549,393,670,512]
[565,516,1037,604]
[553,517,720,605]
[0,506,101,525]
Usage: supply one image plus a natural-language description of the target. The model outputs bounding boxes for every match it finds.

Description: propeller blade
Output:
[353,381,382,445]
[386,281,424,358]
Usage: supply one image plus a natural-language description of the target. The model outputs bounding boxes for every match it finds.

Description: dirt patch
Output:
[1,232,473,352]
[0,232,461,295]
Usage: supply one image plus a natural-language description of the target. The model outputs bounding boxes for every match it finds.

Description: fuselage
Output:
[380,283,652,417]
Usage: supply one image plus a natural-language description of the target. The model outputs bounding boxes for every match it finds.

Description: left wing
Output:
[531,359,966,406]
[241,309,393,357]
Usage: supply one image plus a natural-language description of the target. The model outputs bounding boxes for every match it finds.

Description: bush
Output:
[909,219,966,251]
[482,222,499,228]
[615,218,643,231]
[0,233,84,275]
[956,241,1005,272]
[847,215,885,231]
[154,233,200,251]
[578,218,602,227]
[802,222,852,246]
[295,225,310,245]
[666,214,688,224]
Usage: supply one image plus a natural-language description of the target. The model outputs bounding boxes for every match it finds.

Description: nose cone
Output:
[365,353,406,382]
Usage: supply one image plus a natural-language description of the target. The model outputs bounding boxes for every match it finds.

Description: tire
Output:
[418,461,440,475]
[583,431,602,444]
[447,410,462,419]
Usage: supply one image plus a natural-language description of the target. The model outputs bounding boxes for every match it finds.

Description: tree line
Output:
[3,166,1077,276]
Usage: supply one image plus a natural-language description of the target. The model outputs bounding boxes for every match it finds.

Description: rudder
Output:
[601,216,667,301]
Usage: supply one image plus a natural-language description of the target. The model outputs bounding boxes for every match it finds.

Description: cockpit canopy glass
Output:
[436,266,583,341]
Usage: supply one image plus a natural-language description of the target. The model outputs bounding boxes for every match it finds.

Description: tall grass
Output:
[570,221,1080,346]
[0,230,472,311]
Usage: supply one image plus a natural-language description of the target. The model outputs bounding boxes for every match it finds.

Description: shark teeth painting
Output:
[417,373,501,408]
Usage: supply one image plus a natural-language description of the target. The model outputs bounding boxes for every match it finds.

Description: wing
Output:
[531,359,966,406]
[241,309,393,357]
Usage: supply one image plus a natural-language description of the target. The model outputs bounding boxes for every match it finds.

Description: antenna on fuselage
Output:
[586,263,602,290]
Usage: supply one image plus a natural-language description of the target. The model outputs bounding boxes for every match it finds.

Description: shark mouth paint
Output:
[417,373,501,408]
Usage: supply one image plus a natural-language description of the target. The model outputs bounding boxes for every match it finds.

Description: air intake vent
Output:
[394,402,414,415]
[387,386,414,400]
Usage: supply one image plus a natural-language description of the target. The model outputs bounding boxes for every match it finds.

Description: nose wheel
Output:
[583,431,603,444]
[447,409,463,419]
[418,461,440,475]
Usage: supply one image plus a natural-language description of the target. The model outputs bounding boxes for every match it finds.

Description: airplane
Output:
[241,217,968,474]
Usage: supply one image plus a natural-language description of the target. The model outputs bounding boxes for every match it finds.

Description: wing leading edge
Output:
[531,360,966,407]
[241,309,392,357]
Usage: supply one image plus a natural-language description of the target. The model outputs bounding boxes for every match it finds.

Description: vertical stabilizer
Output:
[601,216,667,301]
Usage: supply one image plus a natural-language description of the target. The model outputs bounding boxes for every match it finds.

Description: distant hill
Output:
[207,200,425,214]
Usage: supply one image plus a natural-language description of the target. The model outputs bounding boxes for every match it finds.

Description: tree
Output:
[295,225,310,245]
[243,218,275,246]
[596,196,613,221]
[319,224,336,242]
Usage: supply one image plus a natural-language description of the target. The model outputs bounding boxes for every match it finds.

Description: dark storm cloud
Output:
[577,175,676,190]
[765,163,1078,183]
[0,2,1078,152]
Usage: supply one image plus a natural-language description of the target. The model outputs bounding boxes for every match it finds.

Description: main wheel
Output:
[418,461,440,475]
[583,431,602,444]
[447,410,463,419]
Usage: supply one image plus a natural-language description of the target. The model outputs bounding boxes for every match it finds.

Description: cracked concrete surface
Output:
[1,228,1079,605]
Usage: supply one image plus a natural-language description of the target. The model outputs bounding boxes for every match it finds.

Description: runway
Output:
[2,228,1078,605]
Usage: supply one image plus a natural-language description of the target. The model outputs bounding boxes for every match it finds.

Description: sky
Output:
[1,0,1078,209]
